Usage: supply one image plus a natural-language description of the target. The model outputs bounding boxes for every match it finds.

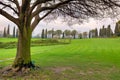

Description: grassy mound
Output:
[0,39,70,49]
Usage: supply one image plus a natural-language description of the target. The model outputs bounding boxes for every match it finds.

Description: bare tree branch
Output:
[31,10,53,31]
[12,0,20,13]
[29,0,53,15]
[31,0,71,18]
[31,15,40,31]
[0,9,19,25]
[0,1,18,15]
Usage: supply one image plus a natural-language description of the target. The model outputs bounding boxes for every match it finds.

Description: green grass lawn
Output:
[0,38,120,80]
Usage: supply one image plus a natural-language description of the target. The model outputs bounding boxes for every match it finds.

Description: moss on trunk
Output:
[13,27,35,69]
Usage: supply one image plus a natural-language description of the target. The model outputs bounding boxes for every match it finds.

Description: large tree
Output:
[0,0,120,71]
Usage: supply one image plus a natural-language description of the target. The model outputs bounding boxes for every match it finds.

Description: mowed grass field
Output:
[0,38,120,80]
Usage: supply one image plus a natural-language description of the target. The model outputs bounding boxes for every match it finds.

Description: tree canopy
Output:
[0,0,120,27]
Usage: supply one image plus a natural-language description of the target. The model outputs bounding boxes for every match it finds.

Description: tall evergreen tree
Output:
[95,28,98,38]
[45,29,48,38]
[16,29,18,38]
[3,27,6,37]
[7,24,10,37]
[13,27,16,38]
[102,25,106,37]
[52,28,54,38]
[99,28,102,37]
[106,25,113,37]
[89,30,91,38]
[41,29,45,39]
[114,21,120,36]
[62,32,65,39]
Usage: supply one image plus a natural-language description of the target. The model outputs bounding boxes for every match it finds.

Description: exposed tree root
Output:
[0,65,40,78]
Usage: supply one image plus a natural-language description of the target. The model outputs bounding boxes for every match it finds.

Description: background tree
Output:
[71,30,77,39]
[62,32,65,39]
[64,30,71,38]
[89,30,91,38]
[115,21,120,36]
[0,0,120,71]
[3,27,6,38]
[7,24,10,37]
[83,32,88,38]
[78,33,82,39]
[47,30,53,38]
[99,29,102,38]
[13,26,16,38]
[45,29,48,39]
[52,28,55,38]
[41,29,45,39]
[89,29,95,38]
[95,28,98,38]
[106,25,113,37]
[0,31,2,37]
[55,30,62,38]
[102,25,107,38]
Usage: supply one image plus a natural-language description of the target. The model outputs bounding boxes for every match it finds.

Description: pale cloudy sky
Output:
[0,15,118,36]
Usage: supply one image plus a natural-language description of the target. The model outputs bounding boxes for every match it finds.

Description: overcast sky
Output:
[0,15,118,36]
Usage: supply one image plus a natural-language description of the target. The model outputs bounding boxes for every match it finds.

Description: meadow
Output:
[0,38,120,80]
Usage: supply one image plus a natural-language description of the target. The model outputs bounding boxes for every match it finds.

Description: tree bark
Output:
[13,26,34,69]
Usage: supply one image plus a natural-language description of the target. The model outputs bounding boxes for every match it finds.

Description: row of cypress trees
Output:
[3,25,18,38]
[41,22,120,39]
[41,29,78,39]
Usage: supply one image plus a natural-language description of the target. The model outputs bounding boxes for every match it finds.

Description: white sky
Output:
[0,15,118,36]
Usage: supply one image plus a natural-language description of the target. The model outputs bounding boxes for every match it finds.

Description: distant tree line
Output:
[0,25,19,38]
[40,21,120,39]
[1,20,120,39]
[41,29,78,39]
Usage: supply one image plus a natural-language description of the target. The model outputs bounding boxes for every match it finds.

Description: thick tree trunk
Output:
[12,27,34,69]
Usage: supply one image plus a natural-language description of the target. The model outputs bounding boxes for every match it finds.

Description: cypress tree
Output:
[62,32,65,39]
[13,26,16,38]
[95,28,98,38]
[7,24,10,37]
[52,28,54,38]
[3,27,6,37]
[41,29,44,38]
[89,30,91,38]
[99,28,102,37]
[16,29,18,38]
[114,21,120,36]
[45,29,47,38]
